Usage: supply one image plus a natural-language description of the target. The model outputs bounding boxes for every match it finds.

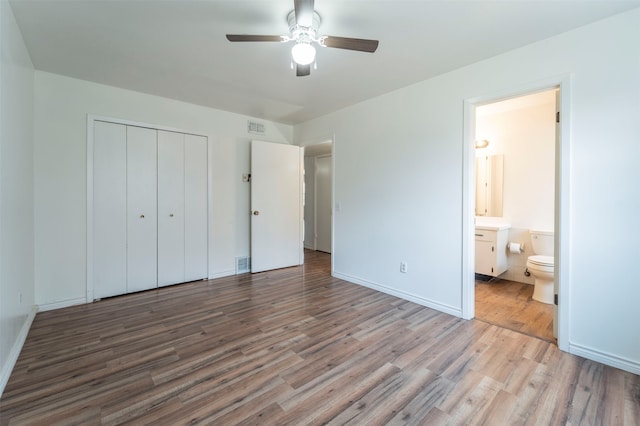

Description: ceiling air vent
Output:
[247,120,265,134]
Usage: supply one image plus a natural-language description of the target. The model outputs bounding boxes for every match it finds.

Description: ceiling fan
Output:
[226,0,379,77]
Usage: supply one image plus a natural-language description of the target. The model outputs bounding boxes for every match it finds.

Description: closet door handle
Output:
[140,214,145,219]
[169,214,174,217]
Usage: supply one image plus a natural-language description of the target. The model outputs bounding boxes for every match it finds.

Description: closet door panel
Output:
[127,126,158,292]
[184,135,208,281]
[158,130,185,287]
[93,121,127,299]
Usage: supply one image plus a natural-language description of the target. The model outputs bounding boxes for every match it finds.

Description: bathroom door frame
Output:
[461,75,572,352]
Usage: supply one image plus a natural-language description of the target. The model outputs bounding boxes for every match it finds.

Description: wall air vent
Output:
[247,121,266,134]
[236,256,251,274]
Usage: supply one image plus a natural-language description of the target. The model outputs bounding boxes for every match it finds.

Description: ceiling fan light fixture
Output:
[291,42,316,65]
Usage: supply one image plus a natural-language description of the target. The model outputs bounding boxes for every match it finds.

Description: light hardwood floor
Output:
[1,251,639,425]
[475,277,555,343]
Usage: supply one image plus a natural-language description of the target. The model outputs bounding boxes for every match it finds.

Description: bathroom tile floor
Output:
[475,278,555,343]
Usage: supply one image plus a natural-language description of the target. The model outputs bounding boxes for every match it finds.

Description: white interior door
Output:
[93,121,127,299]
[126,126,158,292]
[158,130,186,287]
[184,134,208,281]
[315,155,332,253]
[251,140,303,273]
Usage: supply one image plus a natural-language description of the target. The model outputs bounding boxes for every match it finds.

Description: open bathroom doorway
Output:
[462,77,571,351]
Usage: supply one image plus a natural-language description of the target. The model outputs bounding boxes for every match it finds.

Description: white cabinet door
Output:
[184,134,208,281]
[475,239,495,276]
[158,131,185,287]
[93,121,127,299]
[475,229,508,277]
[127,126,158,292]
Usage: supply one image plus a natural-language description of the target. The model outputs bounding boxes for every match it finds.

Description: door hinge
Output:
[556,111,560,123]
[554,294,559,305]
[491,246,494,252]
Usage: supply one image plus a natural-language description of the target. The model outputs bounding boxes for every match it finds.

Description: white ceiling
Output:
[10,0,640,125]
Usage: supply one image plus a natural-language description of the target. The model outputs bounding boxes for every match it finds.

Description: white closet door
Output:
[158,130,185,287]
[93,121,127,299]
[184,134,208,281]
[127,126,158,292]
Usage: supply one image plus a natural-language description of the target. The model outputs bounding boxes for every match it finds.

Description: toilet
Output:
[526,230,555,304]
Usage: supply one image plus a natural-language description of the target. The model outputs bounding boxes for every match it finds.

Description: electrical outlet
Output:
[400,262,408,273]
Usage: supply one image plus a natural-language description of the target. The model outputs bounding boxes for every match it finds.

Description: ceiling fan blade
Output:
[322,36,379,53]
[296,64,311,77]
[226,35,283,42]
[294,0,314,27]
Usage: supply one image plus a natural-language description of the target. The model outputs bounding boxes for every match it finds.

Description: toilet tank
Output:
[530,230,554,256]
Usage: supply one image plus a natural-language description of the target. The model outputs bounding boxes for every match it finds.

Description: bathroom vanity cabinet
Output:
[475,227,509,277]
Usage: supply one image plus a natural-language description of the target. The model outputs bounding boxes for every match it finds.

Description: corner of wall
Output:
[0,0,37,396]
[0,306,37,397]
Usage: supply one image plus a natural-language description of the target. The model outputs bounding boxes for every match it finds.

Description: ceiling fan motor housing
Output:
[287,10,321,43]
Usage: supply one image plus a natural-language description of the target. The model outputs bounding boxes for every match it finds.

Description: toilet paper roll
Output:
[509,242,524,254]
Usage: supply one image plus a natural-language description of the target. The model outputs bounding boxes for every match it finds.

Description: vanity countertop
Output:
[475,217,511,231]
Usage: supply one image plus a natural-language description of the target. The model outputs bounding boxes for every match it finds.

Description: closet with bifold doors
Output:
[92,120,208,300]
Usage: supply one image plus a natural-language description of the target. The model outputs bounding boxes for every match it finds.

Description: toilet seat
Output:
[527,255,554,267]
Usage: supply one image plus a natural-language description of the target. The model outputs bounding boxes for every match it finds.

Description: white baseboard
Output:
[37,297,86,312]
[333,271,462,318]
[0,305,37,398]
[569,342,640,375]
[209,269,236,279]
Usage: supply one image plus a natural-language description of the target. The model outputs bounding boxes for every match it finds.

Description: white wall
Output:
[33,72,292,309]
[303,156,316,249]
[476,92,556,283]
[294,9,640,373]
[0,0,35,395]
[476,91,556,230]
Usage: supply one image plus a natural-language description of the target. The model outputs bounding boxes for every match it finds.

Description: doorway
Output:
[462,76,571,351]
[303,140,333,254]
[474,90,556,342]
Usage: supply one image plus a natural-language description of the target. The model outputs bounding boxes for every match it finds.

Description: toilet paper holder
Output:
[508,242,525,253]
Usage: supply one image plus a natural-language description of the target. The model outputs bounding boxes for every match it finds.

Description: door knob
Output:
[140,214,145,218]
[169,214,174,217]
[253,211,260,216]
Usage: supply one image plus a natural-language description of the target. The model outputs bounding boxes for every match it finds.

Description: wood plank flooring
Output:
[1,250,639,425]
[475,277,555,343]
